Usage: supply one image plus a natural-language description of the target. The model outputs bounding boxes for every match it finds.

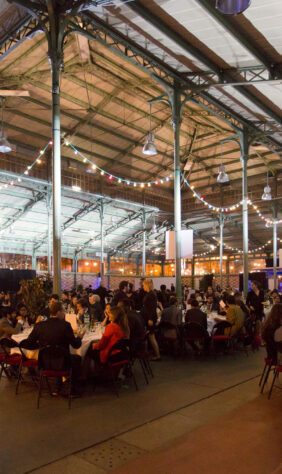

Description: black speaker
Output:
[200,274,214,291]
[239,272,268,292]
[0,269,36,292]
[265,258,273,268]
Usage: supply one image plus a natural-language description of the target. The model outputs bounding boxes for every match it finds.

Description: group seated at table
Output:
[0,279,281,398]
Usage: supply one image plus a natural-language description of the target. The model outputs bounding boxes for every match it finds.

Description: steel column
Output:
[226,258,230,287]
[32,248,36,271]
[47,2,64,296]
[142,210,146,277]
[171,87,182,304]
[191,257,195,289]
[240,128,249,298]
[273,175,278,289]
[46,149,52,274]
[100,202,104,278]
[273,222,277,289]
[73,252,77,289]
[47,195,52,274]
[219,213,224,290]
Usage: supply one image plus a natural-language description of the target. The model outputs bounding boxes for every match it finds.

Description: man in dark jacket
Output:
[185,300,210,354]
[21,302,84,395]
[135,278,146,311]
[185,300,207,330]
[112,281,128,306]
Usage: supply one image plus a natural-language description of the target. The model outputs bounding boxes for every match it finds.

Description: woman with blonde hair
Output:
[141,279,161,361]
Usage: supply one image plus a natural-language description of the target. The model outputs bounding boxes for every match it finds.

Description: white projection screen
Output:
[165,230,193,259]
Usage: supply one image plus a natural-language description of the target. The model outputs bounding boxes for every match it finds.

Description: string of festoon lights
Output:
[62,136,174,187]
[181,174,282,226]
[0,141,52,192]
[1,136,280,228]
[194,237,282,258]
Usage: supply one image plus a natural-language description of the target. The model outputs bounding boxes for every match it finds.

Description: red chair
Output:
[0,338,22,381]
[0,351,9,380]
[259,357,275,394]
[99,339,138,397]
[268,364,282,399]
[211,321,233,354]
[15,341,38,395]
[181,322,209,356]
[37,345,72,409]
[157,321,181,356]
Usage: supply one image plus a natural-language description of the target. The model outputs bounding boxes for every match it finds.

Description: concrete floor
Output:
[0,350,280,474]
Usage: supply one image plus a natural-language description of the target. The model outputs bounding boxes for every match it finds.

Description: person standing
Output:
[141,279,161,361]
[246,281,264,320]
[135,278,146,311]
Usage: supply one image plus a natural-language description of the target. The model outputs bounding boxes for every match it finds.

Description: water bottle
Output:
[84,311,90,330]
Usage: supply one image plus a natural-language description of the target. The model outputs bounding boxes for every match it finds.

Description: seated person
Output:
[160,296,182,339]
[118,299,146,352]
[88,293,103,323]
[17,304,31,327]
[0,307,23,341]
[234,292,249,319]
[262,303,282,364]
[67,294,78,314]
[185,300,210,354]
[21,302,84,396]
[194,290,202,303]
[82,306,129,379]
[77,299,90,326]
[185,300,207,330]
[42,294,59,318]
[216,295,244,336]
[205,295,219,314]
[61,291,70,311]
[102,303,112,327]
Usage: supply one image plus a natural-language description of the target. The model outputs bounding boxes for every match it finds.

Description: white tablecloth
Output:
[207,313,227,335]
[11,327,103,360]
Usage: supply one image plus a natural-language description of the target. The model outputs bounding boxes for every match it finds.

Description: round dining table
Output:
[11,325,103,360]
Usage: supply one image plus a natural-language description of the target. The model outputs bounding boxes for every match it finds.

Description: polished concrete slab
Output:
[0,350,267,474]
[112,389,282,474]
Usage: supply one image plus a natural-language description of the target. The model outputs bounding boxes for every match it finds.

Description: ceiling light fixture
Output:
[0,99,12,153]
[216,0,251,15]
[142,103,157,156]
[217,142,229,184]
[261,171,272,201]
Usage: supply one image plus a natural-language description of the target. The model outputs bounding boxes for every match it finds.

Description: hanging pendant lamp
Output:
[143,103,157,156]
[261,172,272,201]
[217,142,229,184]
[216,0,251,15]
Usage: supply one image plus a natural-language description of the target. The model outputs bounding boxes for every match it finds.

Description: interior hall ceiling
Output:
[0,0,281,256]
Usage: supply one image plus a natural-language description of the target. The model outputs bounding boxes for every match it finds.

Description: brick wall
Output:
[43,272,241,291]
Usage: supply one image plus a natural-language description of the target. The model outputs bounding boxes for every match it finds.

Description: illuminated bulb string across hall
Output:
[0,138,280,228]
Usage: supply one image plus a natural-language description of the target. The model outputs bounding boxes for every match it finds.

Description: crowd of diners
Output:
[0,278,281,398]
